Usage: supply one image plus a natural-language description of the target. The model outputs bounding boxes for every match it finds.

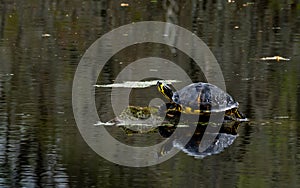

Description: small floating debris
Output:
[243,2,255,7]
[42,33,51,38]
[120,3,129,7]
[0,73,14,81]
[0,73,14,76]
[272,27,281,30]
[94,121,115,126]
[260,121,271,126]
[259,56,290,62]
[94,80,181,88]
[274,116,289,119]
[241,77,256,81]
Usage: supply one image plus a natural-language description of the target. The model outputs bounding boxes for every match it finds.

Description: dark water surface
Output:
[0,0,300,187]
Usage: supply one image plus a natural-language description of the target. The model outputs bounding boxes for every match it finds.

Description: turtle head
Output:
[157,81,173,101]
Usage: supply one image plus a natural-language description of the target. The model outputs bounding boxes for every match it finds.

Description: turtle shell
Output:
[172,83,239,114]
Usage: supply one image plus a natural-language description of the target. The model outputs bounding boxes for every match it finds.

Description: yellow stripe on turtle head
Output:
[157,81,173,101]
[159,86,169,100]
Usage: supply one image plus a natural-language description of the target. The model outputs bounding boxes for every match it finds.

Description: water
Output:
[0,0,300,187]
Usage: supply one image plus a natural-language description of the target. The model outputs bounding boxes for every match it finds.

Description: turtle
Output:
[156,81,246,121]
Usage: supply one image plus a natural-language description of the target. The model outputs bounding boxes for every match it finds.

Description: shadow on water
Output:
[0,0,299,187]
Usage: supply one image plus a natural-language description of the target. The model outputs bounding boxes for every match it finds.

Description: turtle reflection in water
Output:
[158,122,240,159]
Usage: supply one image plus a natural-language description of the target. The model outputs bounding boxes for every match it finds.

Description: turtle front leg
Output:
[234,109,246,120]
[224,109,246,122]
[158,102,181,117]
